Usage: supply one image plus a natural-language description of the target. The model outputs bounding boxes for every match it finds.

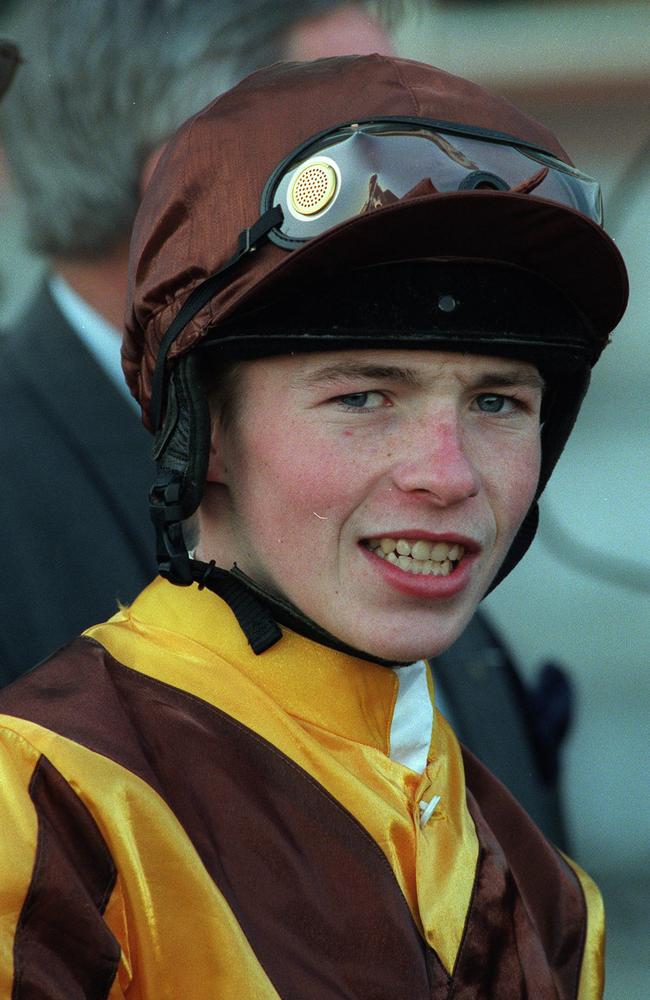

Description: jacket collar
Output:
[126,576,436,756]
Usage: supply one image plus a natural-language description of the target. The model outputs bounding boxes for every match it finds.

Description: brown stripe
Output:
[13,756,120,1000]
[454,747,586,999]
[1,638,165,794]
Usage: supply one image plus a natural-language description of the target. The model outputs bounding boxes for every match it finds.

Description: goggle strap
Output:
[150,203,283,431]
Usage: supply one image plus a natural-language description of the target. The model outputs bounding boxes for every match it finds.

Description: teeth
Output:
[366,537,465,575]
[411,540,432,560]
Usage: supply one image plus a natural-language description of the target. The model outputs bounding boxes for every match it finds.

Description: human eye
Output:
[335,390,388,412]
[474,393,520,415]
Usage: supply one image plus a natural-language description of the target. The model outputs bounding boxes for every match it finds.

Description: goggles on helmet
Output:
[262,118,603,246]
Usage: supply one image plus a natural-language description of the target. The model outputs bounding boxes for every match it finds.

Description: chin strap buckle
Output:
[149,474,194,585]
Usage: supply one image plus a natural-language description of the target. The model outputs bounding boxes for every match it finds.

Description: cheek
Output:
[470,424,540,527]
[234,422,360,525]
[494,437,542,529]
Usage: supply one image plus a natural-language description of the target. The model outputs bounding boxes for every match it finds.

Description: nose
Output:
[390,413,480,507]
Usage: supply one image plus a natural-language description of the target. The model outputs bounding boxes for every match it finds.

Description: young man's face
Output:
[200,349,543,662]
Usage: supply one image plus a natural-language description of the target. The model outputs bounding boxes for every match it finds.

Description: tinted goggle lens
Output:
[264,122,602,245]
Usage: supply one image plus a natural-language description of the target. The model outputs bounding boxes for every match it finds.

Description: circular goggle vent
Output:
[287,156,341,220]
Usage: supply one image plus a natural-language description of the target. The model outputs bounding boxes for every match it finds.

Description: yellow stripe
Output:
[562,852,605,999]
[0,722,41,995]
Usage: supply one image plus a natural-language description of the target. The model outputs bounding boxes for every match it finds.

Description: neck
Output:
[53,243,130,332]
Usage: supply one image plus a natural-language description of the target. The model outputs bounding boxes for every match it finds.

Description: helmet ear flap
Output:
[537,367,590,497]
[150,352,211,584]
[153,352,211,520]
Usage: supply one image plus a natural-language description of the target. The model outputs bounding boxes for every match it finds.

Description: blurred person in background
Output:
[0,0,573,847]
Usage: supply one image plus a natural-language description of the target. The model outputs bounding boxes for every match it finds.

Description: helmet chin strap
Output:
[176,552,410,667]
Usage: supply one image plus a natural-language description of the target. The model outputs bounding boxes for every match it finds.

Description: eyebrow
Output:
[291,362,421,389]
[468,370,547,394]
[292,360,546,393]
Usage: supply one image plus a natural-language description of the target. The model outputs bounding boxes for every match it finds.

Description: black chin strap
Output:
[176,557,407,667]
[194,561,283,654]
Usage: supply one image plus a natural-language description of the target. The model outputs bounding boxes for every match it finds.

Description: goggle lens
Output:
[266,122,602,244]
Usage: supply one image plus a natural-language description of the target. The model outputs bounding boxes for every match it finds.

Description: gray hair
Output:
[0,0,400,259]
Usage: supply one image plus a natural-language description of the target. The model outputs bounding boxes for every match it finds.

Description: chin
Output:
[329,568,492,663]
[347,618,470,665]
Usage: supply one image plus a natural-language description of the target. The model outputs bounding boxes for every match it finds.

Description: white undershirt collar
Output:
[48,273,138,411]
[389,660,435,774]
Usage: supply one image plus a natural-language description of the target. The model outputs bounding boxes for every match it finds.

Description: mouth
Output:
[363,536,469,576]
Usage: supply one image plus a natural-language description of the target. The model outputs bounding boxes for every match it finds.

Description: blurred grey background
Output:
[1,1,648,997]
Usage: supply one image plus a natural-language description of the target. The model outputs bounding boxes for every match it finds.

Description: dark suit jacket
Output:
[1,284,569,845]
[431,616,571,847]
[0,285,156,683]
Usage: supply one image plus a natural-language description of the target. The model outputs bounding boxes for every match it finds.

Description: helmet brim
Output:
[207,189,628,355]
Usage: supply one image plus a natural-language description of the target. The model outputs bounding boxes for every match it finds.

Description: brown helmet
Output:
[122,55,628,653]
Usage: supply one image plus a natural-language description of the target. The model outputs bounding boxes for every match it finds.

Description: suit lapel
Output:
[8,284,155,574]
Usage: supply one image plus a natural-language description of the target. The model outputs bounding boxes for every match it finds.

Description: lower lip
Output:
[359,544,478,599]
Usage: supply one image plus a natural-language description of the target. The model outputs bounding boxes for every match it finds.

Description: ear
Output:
[205,413,229,485]
[139,142,167,198]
